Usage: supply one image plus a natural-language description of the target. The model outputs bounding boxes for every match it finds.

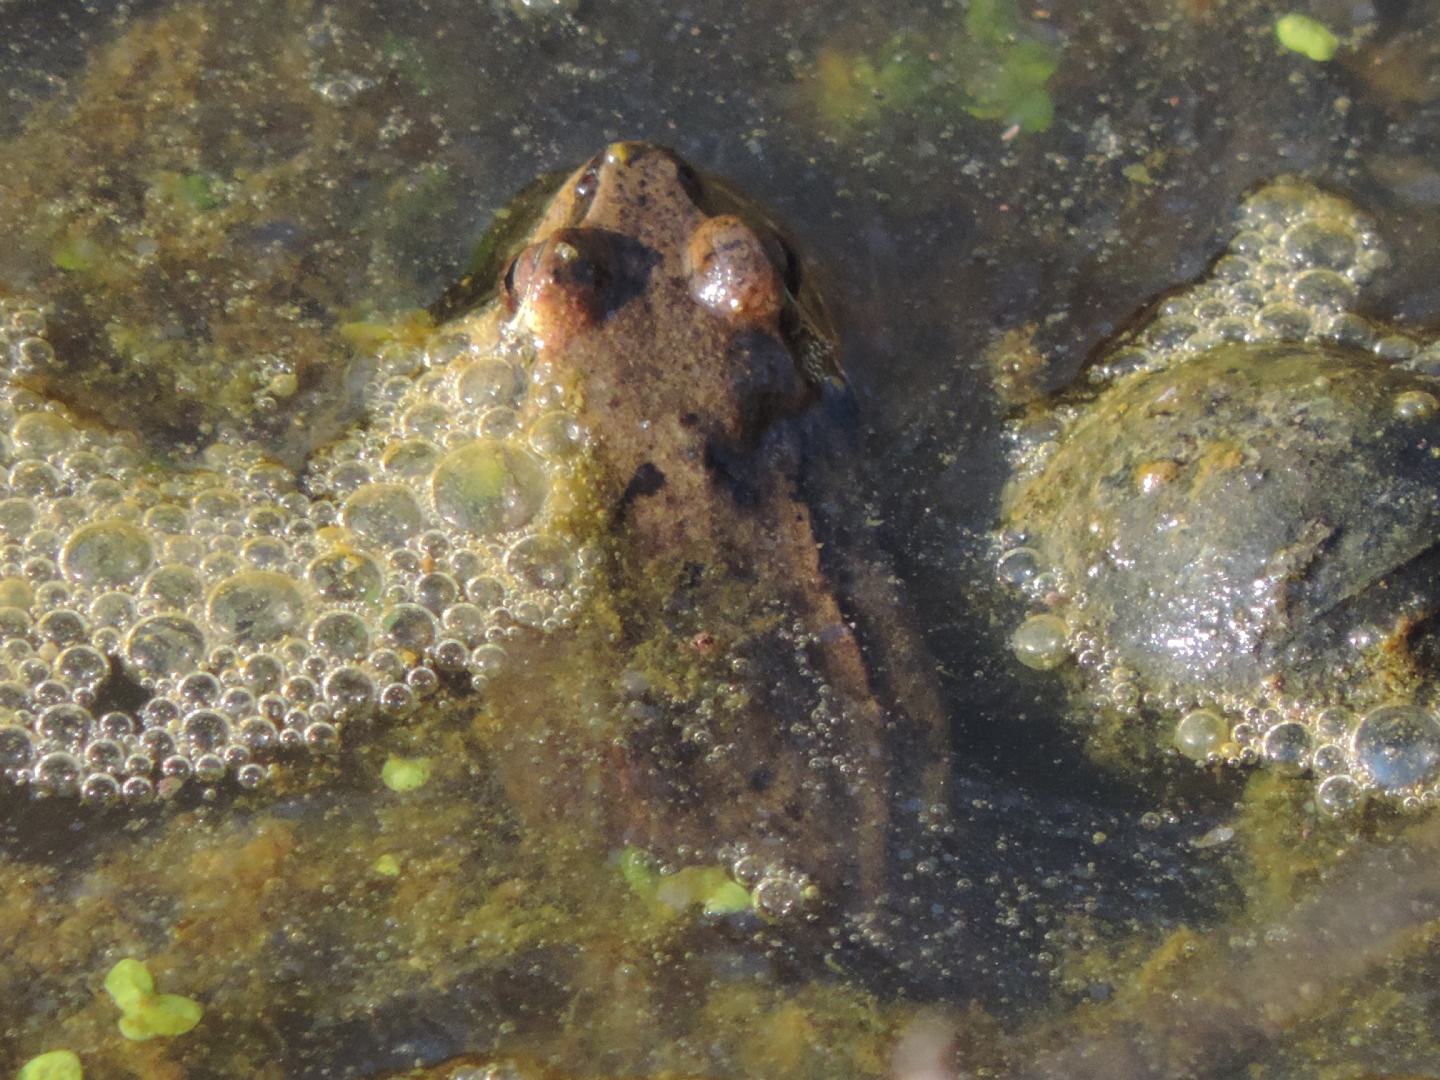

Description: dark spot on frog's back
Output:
[726,328,818,440]
[621,462,667,507]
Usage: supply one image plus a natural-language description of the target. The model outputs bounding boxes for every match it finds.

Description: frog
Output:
[996,177,1440,813]
[430,141,949,905]
[0,142,947,909]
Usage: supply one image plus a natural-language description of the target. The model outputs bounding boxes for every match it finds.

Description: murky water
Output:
[4,0,1440,1077]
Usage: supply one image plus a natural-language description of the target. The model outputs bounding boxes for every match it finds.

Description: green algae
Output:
[812,0,1059,134]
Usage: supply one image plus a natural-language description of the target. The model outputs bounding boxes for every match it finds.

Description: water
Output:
[3,0,1440,1077]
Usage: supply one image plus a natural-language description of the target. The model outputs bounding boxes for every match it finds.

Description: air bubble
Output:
[506,535,573,591]
[1010,613,1070,671]
[126,615,206,679]
[529,411,583,457]
[1352,704,1440,792]
[996,546,1041,588]
[122,776,154,802]
[208,571,308,645]
[457,357,524,408]
[34,751,82,794]
[430,440,548,535]
[0,725,33,768]
[442,603,488,645]
[194,753,226,782]
[1316,774,1360,814]
[0,499,35,541]
[415,572,459,614]
[1173,709,1228,762]
[308,549,383,603]
[752,875,802,918]
[1262,721,1310,772]
[343,483,424,547]
[1393,390,1438,421]
[1282,220,1358,272]
[237,717,278,751]
[309,611,370,660]
[56,645,108,689]
[323,667,374,715]
[144,564,204,611]
[12,412,75,458]
[38,608,86,646]
[80,772,120,804]
[381,439,440,479]
[381,604,438,655]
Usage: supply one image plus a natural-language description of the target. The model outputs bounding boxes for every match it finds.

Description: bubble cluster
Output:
[998,180,1440,813]
[1091,178,1391,386]
[0,298,594,803]
[1005,179,1396,490]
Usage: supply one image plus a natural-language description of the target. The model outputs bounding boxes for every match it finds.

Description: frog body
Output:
[999,179,1440,809]
[441,142,945,902]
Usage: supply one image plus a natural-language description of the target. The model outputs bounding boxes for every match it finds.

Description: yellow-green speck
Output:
[381,755,433,792]
[374,853,403,876]
[701,879,754,916]
[1275,13,1339,62]
[16,1050,82,1080]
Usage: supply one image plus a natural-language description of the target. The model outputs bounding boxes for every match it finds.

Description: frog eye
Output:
[684,215,785,326]
[503,230,615,346]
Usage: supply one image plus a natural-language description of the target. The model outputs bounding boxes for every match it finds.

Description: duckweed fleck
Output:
[381,755,434,792]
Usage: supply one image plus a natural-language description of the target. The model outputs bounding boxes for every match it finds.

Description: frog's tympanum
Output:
[0,142,944,906]
[1000,179,1440,812]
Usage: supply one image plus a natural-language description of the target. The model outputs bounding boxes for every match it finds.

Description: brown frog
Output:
[440,141,948,906]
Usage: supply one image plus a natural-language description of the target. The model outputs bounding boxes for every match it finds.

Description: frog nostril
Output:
[778,239,803,297]
[501,244,543,311]
[672,158,707,209]
[570,157,603,223]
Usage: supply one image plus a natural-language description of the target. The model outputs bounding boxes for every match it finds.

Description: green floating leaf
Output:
[103,957,204,1042]
[117,993,204,1041]
[17,1050,83,1080]
[381,755,433,792]
[103,958,154,1014]
[622,848,754,918]
[374,853,403,877]
[1275,13,1339,62]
